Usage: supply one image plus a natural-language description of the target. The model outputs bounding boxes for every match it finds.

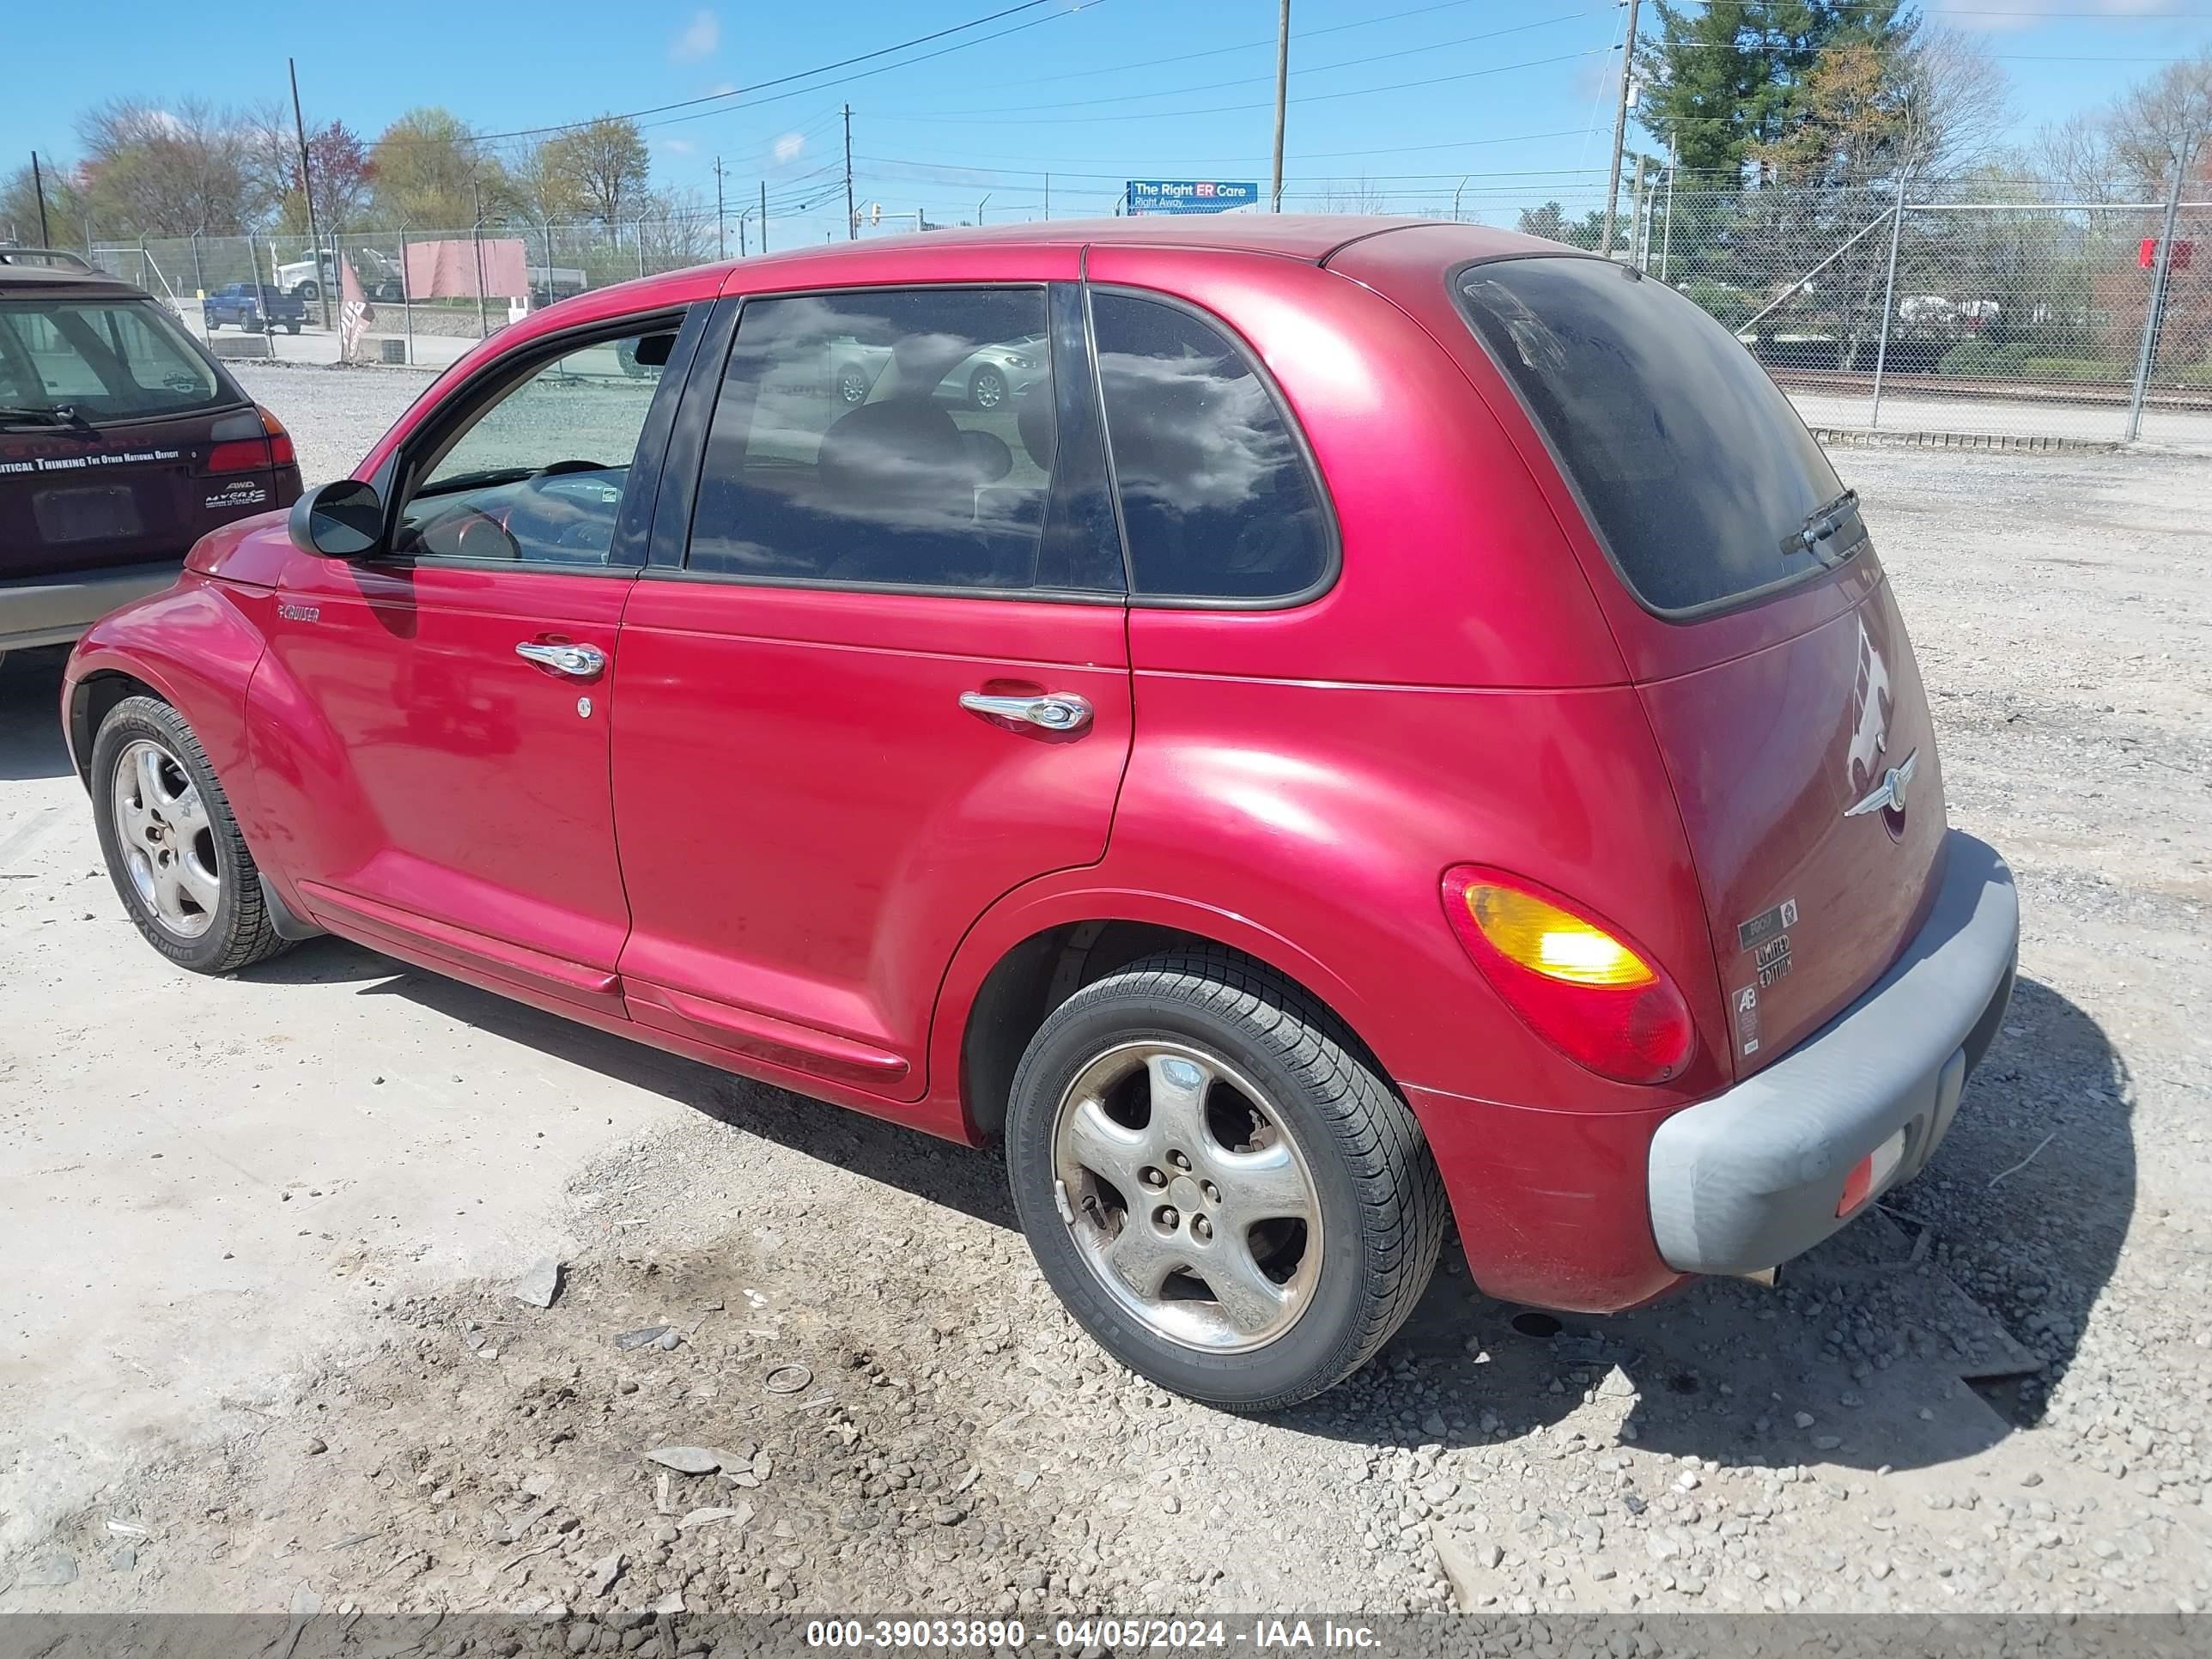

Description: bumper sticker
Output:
[1732,984,1761,1056]
[1736,896,1799,952]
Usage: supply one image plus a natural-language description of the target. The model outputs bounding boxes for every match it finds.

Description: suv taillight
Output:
[205,405,295,473]
[1441,866,1697,1085]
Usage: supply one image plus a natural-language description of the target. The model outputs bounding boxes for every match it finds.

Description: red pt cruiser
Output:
[62,220,2019,1410]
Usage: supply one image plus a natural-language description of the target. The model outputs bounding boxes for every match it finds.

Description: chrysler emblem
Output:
[1844,750,1917,818]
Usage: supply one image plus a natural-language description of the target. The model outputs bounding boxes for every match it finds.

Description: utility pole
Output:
[1270,0,1291,212]
[842,104,856,241]
[760,180,769,252]
[289,58,331,328]
[1600,0,1643,260]
[714,156,726,260]
[1628,153,1647,271]
[29,151,50,246]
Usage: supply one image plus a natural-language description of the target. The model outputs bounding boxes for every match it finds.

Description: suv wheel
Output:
[91,696,292,975]
[1006,947,1447,1411]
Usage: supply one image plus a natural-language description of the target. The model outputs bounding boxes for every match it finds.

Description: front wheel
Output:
[295,280,320,301]
[91,696,292,975]
[1006,947,1447,1411]
[968,364,1007,410]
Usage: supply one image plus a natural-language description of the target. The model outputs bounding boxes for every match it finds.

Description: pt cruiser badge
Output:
[1844,749,1918,818]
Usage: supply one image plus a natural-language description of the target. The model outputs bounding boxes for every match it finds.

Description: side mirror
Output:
[288,477,384,559]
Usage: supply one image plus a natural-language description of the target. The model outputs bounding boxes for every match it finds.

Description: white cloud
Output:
[773,131,805,164]
[660,137,697,155]
[672,9,720,61]
[708,82,738,98]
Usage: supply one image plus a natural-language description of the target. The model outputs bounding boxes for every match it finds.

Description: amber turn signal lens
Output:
[1440,866,1697,1086]
[1463,884,1658,988]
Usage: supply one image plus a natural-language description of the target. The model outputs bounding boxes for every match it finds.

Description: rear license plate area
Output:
[33,484,144,544]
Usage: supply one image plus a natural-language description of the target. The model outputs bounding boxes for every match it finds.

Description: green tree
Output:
[1638,2,1916,181]
[539,117,651,230]
[369,107,496,228]
[1517,201,1604,249]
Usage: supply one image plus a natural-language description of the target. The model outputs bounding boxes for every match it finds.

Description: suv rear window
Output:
[1454,257,1858,616]
[0,297,233,425]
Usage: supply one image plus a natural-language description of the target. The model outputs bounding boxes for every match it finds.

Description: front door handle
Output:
[958,690,1093,732]
[515,641,606,679]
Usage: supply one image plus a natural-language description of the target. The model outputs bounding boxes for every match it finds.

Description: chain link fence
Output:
[85,184,2212,447]
[1640,185,2212,447]
[88,214,732,370]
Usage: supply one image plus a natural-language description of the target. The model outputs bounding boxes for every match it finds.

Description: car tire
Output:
[968,365,1007,410]
[296,280,319,301]
[285,322,301,335]
[1005,945,1447,1412]
[205,315,221,331]
[242,313,263,334]
[90,696,293,976]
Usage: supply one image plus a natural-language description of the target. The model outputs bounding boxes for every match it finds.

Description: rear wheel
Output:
[295,280,320,301]
[91,696,292,975]
[1005,947,1447,1411]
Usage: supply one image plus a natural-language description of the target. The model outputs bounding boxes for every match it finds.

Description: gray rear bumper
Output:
[1648,830,2018,1276]
[0,559,184,652]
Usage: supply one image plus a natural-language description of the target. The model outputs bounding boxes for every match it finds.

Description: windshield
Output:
[0,297,234,423]
[1454,256,1855,616]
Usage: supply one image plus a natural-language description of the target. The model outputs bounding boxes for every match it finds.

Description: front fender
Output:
[64,573,274,837]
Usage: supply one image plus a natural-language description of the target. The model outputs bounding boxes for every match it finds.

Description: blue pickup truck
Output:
[204,283,306,334]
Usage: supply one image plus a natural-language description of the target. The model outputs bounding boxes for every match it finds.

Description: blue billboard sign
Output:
[1125,179,1261,216]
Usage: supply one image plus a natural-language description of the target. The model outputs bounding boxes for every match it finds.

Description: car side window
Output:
[390,326,675,568]
[1090,291,1331,602]
[687,286,1119,593]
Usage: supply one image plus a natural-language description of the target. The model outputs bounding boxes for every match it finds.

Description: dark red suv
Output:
[62,219,2018,1409]
[2,252,301,664]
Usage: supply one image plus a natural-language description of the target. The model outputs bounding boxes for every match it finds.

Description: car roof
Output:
[0,255,149,300]
[710,215,1553,277]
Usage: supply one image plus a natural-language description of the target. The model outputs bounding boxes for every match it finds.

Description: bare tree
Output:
[1893,27,2011,188]
[76,98,266,234]
[2104,50,2212,194]
[1314,176,1389,215]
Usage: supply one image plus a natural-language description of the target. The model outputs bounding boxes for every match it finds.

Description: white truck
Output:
[273,247,404,301]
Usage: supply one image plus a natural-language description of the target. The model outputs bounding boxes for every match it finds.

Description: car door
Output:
[247,309,703,1016]
[612,274,1132,1102]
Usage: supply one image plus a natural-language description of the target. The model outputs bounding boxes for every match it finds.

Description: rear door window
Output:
[1090,291,1331,602]
[1454,257,1859,616]
[0,299,232,423]
[689,285,1121,594]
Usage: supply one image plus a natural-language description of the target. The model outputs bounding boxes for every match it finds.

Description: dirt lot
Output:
[1,365,2208,1622]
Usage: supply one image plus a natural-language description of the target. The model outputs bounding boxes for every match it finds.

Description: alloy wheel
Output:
[110,738,220,939]
[1050,1039,1322,1353]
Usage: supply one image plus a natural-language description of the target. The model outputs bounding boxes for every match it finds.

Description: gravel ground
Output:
[1,368,2208,1623]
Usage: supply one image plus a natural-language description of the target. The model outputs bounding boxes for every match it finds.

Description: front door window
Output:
[392,328,676,567]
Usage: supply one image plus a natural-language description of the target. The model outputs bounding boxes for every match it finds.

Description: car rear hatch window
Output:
[0,297,236,424]
[1453,255,1863,617]
[2,295,264,579]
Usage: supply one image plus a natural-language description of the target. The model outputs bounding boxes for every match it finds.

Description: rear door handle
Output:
[515,641,606,678]
[958,690,1093,732]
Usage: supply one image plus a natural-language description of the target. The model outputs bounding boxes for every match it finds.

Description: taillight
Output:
[204,405,291,473]
[1441,866,1697,1085]
[260,404,296,467]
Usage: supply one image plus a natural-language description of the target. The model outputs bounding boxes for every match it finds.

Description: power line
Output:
[874,10,1595,119]
[867,46,1608,128]
[852,128,1593,179]
[471,0,1060,142]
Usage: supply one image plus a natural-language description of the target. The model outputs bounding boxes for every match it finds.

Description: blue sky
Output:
[7,1,2212,241]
